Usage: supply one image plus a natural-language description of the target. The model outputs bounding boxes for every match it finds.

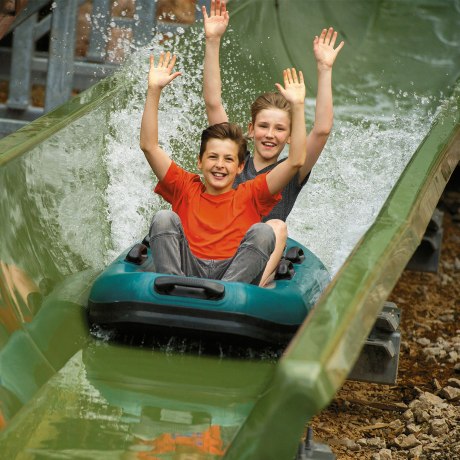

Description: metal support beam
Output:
[7,13,35,110]
[33,13,51,42]
[86,0,110,62]
[133,0,156,47]
[44,0,78,112]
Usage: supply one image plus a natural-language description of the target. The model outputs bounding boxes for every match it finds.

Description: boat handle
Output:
[154,276,225,300]
[285,246,305,263]
[125,243,148,265]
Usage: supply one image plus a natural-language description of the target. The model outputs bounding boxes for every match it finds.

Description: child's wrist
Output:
[206,36,222,43]
[317,63,333,72]
[290,100,306,107]
[148,86,163,95]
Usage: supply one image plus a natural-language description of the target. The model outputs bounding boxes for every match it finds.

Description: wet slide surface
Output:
[0,0,459,458]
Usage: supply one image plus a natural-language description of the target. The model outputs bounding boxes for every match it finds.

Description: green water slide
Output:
[0,0,459,458]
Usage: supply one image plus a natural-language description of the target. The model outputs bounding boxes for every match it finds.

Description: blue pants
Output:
[148,210,275,285]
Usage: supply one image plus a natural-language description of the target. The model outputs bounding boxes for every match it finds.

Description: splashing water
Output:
[101,26,442,275]
[289,89,439,274]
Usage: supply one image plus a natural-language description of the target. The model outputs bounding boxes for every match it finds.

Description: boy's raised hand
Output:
[148,52,181,90]
[313,27,345,70]
[275,68,306,106]
[202,0,229,39]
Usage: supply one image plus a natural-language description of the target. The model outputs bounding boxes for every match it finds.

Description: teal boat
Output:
[88,237,330,344]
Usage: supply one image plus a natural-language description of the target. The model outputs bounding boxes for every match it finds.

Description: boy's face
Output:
[197,138,244,195]
[249,108,291,163]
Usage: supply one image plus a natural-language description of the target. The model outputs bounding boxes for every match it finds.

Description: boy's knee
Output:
[265,219,287,241]
[247,223,276,254]
[150,210,181,233]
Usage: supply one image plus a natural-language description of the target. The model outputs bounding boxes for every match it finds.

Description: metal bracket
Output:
[296,427,336,460]
[347,302,401,385]
[406,208,444,273]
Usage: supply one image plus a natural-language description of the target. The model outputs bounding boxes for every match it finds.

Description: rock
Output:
[394,433,421,449]
[341,438,360,451]
[439,314,455,322]
[436,337,451,347]
[447,377,460,388]
[406,423,420,434]
[441,273,453,285]
[409,444,423,459]
[454,257,460,270]
[330,438,360,451]
[413,409,430,424]
[423,347,443,357]
[403,409,414,421]
[378,448,393,460]
[419,391,445,406]
[416,337,431,346]
[429,418,449,436]
[425,354,438,364]
[367,437,386,449]
[418,433,433,443]
[433,378,442,391]
[388,419,404,432]
[440,385,460,401]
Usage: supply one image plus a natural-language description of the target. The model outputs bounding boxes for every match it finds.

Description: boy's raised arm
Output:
[299,27,344,182]
[202,0,229,125]
[140,52,181,181]
[266,68,307,195]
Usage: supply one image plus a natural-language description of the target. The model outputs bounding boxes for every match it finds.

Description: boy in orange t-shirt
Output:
[140,51,307,285]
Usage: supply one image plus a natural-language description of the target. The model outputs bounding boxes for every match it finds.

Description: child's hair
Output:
[250,92,291,125]
[200,122,247,165]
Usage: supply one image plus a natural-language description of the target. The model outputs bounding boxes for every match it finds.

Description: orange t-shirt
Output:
[154,162,281,260]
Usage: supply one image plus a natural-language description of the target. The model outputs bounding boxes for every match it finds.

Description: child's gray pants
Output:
[148,210,275,285]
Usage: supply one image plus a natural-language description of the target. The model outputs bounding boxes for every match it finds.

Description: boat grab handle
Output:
[285,246,305,263]
[154,276,225,300]
[125,243,148,265]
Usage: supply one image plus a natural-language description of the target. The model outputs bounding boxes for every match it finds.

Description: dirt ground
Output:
[310,183,460,460]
